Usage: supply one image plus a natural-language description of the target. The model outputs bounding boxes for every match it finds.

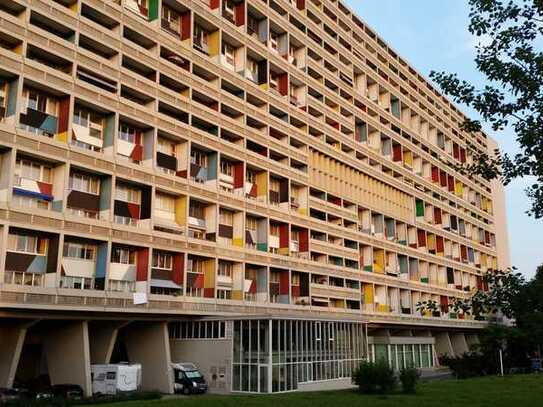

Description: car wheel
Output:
[183,387,191,395]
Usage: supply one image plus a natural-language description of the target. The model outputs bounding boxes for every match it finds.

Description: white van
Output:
[91,363,142,395]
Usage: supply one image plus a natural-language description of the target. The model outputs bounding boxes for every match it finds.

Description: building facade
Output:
[0,0,508,396]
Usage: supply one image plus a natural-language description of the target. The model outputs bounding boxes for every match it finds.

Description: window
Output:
[193,25,209,53]
[69,172,100,195]
[269,32,279,51]
[189,201,205,219]
[8,234,42,254]
[219,209,233,225]
[222,43,235,67]
[73,107,103,139]
[155,193,175,213]
[187,258,204,273]
[270,224,280,236]
[161,5,180,34]
[246,169,256,183]
[247,16,259,35]
[246,216,257,231]
[157,137,176,156]
[24,89,50,114]
[152,251,173,270]
[67,207,99,219]
[269,178,280,193]
[191,150,207,167]
[14,159,51,183]
[247,58,258,78]
[63,242,95,260]
[220,160,233,176]
[217,289,232,299]
[60,276,94,290]
[115,184,140,204]
[111,247,136,265]
[20,88,58,137]
[12,195,49,210]
[118,124,137,143]
[218,261,233,277]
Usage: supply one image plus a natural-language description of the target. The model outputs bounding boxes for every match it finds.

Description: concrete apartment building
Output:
[0,0,509,396]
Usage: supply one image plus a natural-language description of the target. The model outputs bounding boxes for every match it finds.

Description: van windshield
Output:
[185,370,202,379]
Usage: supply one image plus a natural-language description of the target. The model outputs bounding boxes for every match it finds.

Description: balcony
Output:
[4,271,45,287]
[19,105,58,138]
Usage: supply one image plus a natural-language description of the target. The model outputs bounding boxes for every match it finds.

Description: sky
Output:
[344,0,543,279]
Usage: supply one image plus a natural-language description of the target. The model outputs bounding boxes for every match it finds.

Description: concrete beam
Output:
[124,322,173,394]
[89,321,130,364]
[434,332,454,357]
[451,333,469,356]
[0,321,36,388]
[43,321,92,397]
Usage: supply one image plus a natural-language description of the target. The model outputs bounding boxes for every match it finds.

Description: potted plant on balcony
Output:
[416,300,440,317]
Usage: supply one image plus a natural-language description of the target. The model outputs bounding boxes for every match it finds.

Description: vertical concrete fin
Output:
[44,321,92,397]
[0,323,30,388]
[434,332,454,358]
[124,322,173,394]
[450,333,469,356]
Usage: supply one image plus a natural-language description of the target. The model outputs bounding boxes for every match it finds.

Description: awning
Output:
[150,279,182,289]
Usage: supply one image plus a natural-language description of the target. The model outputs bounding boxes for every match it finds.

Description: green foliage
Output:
[441,352,493,379]
[352,360,396,394]
[399,368,420,394]
[416,299,439,316]
[430,0,543,218]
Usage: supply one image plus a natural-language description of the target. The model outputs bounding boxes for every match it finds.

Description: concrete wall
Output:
[170,339,232,393]
[488,138,511,270]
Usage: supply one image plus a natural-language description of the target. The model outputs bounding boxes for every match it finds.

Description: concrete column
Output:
[89,321,130,364]
[0,321,33,388]
[434,332,454,357]
[465,334,480,351]
[124,322,173,394]
[450,333,469,356]
[43,321,92,397]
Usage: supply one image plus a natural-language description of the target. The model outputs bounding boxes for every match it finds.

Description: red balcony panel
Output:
[431,166,439,183]
[233,162,244,188]
[280,271,289,295]
[279,224,289,248]
[136,248,149,281]
[235,3,245,26]
[171,253,184,285]
[299,229,309,252]
[417,229,426,247]
[392,144,402,162]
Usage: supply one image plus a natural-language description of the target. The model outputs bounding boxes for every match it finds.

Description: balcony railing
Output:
[4,271,45,287]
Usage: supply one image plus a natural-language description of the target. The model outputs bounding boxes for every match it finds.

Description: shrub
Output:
[352,360,396,394]
[399,368,420,394]
[441,352,490,378]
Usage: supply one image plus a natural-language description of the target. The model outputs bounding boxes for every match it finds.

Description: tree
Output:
[430,0,543,218]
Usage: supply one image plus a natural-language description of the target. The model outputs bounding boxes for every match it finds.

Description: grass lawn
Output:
[92,374,543,407]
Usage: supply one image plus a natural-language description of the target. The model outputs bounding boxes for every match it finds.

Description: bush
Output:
[352,360,396,394]
[399,368,420,394]
[441,352,491,378]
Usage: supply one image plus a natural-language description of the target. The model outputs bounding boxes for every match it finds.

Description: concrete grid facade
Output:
[0,0,509,395]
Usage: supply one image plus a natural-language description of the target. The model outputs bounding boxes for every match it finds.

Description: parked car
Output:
[171,363,208,395]
[37,384,84,400]
[0,388,21,403]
